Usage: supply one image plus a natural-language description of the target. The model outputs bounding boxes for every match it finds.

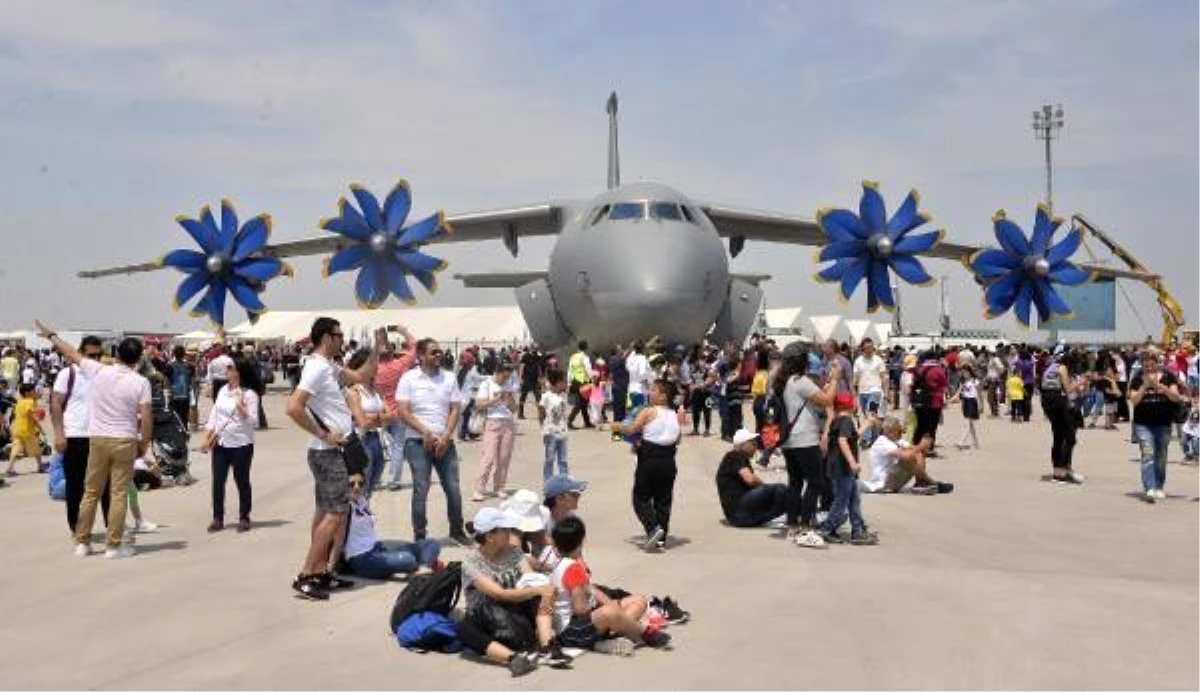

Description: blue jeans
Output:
[405,438,464,540]
[729,483,787,527]
[858,392,882,417]
[820,475,865,535]
[346,539,441,579]
[1183,435,1198,458]
[1135,424,1172,491]
[361,431,385,498]
[543,435,568,481]
[384,421,407,488]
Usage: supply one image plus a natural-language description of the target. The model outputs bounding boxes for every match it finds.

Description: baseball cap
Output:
[834,392,856,410]
[543,475,588,500]
[500,489,546,533]
[471,507,520,534]
[732,428,758,446]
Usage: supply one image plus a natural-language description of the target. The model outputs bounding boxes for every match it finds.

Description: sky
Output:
[0,0,1196,342]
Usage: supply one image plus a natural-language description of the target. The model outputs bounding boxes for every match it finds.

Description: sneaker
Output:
[935,481,955,494]
[104,544,135,559]
[909,483,938,496]
[817,529,845,544]
[593,637,635,656]
[655,539,667,551]
[794,530,827,549]
[849,532,879,546]
[236,518,251,533]
[292,574,329,601]
[448,531,473,548]
[642,627,673,648]
[1068,471,1086,484]
[471,492,486,502]
[1144,489,1157,503]
[661,596,690,624]
[508,651,539,677]
[1153,488,1167,500]
[73,543,92,558]
[133,520,158,534]
[643,526,666,551]
[1052,474,1082,486]
[539,643,573,669]
[207,518,224,533]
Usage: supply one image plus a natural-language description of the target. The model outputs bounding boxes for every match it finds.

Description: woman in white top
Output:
[611,380,682,551]
[473,362,518,502]
[457,356,486,442]
[950,367,981,450]
[201,358,259,533]
[346,349,391,498]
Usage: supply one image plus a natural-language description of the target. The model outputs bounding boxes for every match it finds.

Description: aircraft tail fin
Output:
[606,91,620,190]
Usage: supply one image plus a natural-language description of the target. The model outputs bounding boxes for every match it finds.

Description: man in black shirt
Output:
[716,429,787,527]
[1129,348,1184,502]
[517,347,544,419]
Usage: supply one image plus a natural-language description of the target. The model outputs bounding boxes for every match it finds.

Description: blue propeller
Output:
[965,204,1093,327]
[814,181,943,312]
[162,199,292,328]
[320,180,452,309]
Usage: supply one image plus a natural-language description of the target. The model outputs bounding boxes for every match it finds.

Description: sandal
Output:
[292,575,329,601]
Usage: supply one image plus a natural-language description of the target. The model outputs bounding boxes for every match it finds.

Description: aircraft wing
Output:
[453,271,548,288]
[702,205,1156,282]
[78,203,570,279]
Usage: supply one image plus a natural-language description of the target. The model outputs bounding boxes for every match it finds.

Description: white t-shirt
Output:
[397,367,463,439]
[208,354,234,382]
[79,358,151,440]
[865,435,905,492]
[853,354,886,394]
[206,385,259,448]
[297,354,352,451]
[960,378,978,400]
[626,353,651,395]
[21,365,37,386]
[476,377,517,420]
[539,390,568,439]
[344,496,378,559]
[353,385,384,436]
[52,365,93,438]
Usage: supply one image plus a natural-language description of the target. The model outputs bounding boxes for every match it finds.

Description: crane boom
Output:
[1071,214,1186,346]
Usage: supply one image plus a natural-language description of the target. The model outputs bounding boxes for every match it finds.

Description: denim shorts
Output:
[307,448,350,514]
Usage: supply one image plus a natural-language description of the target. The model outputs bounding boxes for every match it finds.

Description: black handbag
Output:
[307,407,370,475]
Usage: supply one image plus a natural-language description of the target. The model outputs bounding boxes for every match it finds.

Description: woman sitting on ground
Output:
[342,474,442,579]
[456,507,571,677]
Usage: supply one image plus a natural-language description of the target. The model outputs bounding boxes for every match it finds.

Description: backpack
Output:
[910,366,932,409]
[395,611,463,653]
[389,561,463,632]
[759,380,809,450]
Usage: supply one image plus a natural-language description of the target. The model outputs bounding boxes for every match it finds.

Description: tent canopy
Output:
[226,307,530,347]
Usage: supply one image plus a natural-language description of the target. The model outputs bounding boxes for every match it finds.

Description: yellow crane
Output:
[1071,214,1187,346]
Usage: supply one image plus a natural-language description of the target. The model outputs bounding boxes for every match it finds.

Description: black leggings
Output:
[632,442,678,536]
[783,446,824,527]
[689,391,711,433]
[1041,391,1076,470]
[212,444,254,520]
[913,407,941,447]
[64,437,109,533]
[456,602,538,655]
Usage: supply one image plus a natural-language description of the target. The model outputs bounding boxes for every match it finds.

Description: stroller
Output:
[148,379,195,486]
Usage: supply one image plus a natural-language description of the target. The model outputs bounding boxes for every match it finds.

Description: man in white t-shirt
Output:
[285,317,386,601]
[397,338,467,545]
[625,341,651,407]
[863,417,951,495]
[37,321,153,559]
[853,338,888,418]
[50,335,112,534]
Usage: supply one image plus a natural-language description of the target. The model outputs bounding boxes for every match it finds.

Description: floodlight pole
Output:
[1032,104,1065,338]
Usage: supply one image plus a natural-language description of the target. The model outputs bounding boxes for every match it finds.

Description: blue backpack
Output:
[396,612,463,654]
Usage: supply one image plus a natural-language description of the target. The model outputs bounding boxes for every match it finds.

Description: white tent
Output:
[843,319,872,345]
[807,315,842,343]
[226,307,530,349]
[871,322,893,345]
[762,307,804,331]
[176,330,218,343]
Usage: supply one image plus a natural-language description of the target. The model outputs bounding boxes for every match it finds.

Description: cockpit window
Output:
[649,202,683,221]
[680,205,696,223]
[608,202,646,221]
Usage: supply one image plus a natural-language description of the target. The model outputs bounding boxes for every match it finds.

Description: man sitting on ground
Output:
[716,429,788,527]
[863,417,953,495]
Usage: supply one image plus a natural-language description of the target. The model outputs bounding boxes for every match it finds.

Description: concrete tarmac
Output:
[2,394,1196,690]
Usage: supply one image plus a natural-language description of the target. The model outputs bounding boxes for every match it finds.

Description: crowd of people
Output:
[3,320,1197,677]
